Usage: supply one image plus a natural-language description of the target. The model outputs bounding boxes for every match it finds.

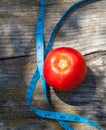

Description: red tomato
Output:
[43,47,87,91]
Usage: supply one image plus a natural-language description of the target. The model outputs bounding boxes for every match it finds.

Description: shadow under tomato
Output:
[54,67,96,106]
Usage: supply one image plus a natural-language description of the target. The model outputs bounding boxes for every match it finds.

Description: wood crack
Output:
[84,50,106,56]
[0,54,35,60]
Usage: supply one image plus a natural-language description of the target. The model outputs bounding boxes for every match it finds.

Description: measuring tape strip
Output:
[26,0,101,130]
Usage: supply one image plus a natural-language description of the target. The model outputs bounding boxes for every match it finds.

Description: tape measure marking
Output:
[26,0,101,130]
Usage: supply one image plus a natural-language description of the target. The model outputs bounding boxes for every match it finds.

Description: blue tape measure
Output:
[26,0,101,130]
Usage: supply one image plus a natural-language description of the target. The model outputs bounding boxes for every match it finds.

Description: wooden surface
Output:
[0,0,106,130]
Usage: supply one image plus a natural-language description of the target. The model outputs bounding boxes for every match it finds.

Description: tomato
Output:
[43,47,87,91]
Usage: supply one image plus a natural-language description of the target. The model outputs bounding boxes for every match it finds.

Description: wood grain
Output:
[0,0,106,130]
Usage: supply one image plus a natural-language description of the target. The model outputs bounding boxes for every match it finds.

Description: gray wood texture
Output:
[0,0,106,130]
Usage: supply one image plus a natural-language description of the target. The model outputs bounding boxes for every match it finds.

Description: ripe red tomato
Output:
[43,47,87,91]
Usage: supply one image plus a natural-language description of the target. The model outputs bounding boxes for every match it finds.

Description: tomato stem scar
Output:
[58,59,67,69]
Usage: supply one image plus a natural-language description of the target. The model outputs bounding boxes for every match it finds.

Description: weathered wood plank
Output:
[0,0,106,130]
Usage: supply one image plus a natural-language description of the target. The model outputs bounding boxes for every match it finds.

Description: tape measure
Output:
[26,0,101,130]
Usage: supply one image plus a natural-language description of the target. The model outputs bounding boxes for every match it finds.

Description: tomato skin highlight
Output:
[43,47,87,91]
